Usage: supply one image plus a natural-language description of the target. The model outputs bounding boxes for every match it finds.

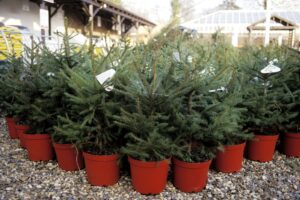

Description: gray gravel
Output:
[0,117,299,200]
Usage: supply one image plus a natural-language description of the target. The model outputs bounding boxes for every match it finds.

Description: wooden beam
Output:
[112,15,117,24]
[82,2,90,16]
[103,6,154,26]
[120,16,125,24]
[55,0,155,26]
[251,26,297,31]
[81,1,105,18]
[116,14,122,35]
[88,4,93,48]
[93,7,101,17]
[248,28,253,45]
[80,0,100,7]
[48,6,51,37]
[247,14,298,32]
[89,4,94,30]
[50,4,62,18]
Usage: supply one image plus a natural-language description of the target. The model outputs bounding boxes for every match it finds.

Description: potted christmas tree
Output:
[15,44,57,161]
[0,56,24,139]
[165,38,218,192]
[53,116,85,171]
[211,92,250,172]
[240,46,283,162]
[2,43,41,148]
[275,47,300,157]
[44,28,88,170]
[198,39,251,173]
[114,44,182,194]
[60,40,130,185]
[171,96,217,192]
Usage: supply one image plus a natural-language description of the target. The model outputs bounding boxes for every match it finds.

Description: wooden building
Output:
[0,0,155,42]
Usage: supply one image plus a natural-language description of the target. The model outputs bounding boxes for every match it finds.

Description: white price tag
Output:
[209,86,226,93]
[187,55,193,63]
[173,51,180,62]
[95,69,116,91]
[261,62,281,74]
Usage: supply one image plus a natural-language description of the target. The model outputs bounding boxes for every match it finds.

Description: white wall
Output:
[0,0,65,37]
[50,6,65,35]
[0,0,40,35]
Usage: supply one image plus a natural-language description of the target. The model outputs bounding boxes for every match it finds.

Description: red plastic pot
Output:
[53,143,84,171]
[83,152,119,186]
[173,158,211,192]
[214,143,246,173]
[128,157,170,194]
[25,134,54,161]
[5,117,18,139]
[15,125,30,148]
[282,132,300,157]
[246,134,279,162]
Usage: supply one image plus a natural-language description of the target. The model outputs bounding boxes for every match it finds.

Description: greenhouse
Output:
[0,0,299,199]
[181,10,300,47]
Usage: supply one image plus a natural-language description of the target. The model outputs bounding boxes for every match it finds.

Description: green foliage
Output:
[18,30,87,133]
[53,115,85,145]
[1,25,299,163]
[169,37,252,162]
[239,45,299,134]
[48,31,105,142]
[54,40,130,154]
[114,35,251,162]
[114,42,191,161]
[0,56,24,116]
[208,40,253,144]
[2,42,41,125]
[273,47,300,132]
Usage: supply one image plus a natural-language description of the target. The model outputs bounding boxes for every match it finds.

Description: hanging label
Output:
[261,62,281,74]
[173,51,180,62]
[209,86,226,93]
[187,55,193,63]
[95,69,116,91]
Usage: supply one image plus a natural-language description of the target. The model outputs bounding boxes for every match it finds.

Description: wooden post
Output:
[40,1,47,45]
[264,0,271,47]
[48,4,62,39]
[248,29,253,45]
[117,15,122,35]
[48,6,51,38]
[89,4,93,50]
[135,22,139,33]
[231,27,238,47]
[135,21,139,42]
[278,34,283,46]
[291,30,295,47]
[89,4,94,33]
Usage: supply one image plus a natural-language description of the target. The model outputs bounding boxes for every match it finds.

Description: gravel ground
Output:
[0,117,299,200]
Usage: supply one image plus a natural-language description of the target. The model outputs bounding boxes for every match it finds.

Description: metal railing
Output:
[0,29,118,53]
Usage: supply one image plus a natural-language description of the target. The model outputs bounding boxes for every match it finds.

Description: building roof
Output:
[181,10,300,34]
[188,10,300,25]
[99,0,155,26]
[42,0,155,26]
[247,14,298,31]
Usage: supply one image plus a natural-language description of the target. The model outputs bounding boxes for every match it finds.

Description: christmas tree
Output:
[54,37,130,153]
[171,36,253,162]
[0,56,24,117]
[239,45,289,134]
[272,47,300,131]
[113,40,190,161]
